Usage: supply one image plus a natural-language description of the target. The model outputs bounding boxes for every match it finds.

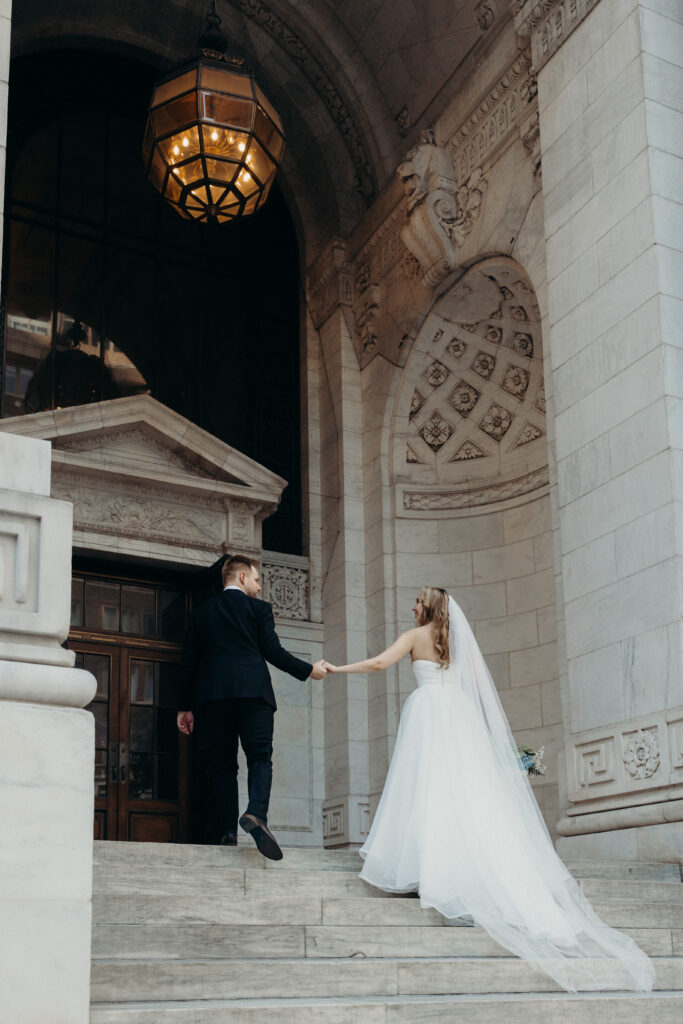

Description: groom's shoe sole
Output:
[239,813,284,861]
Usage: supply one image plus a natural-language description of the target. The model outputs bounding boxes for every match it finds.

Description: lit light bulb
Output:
[229,135,235,144]
[173,145,180,156]
[211,130,219,141]
[243,172,251,183]
[182,136,190,148]
[238,141,246,152]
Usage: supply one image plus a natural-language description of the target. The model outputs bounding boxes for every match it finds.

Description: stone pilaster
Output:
[533,0,683,859]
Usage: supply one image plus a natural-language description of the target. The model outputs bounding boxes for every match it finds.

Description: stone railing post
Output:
[0,432,96,1023]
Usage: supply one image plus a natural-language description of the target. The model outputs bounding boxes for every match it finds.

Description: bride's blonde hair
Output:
[416,586,449,666]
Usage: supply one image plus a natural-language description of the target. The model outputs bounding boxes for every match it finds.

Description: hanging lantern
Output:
[142,2,285,223]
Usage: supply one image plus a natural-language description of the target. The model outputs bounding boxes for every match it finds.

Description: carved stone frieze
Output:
[397,132,487,288]
[566,710,683,813]
[56,484,226,551]
[402,465,549,510]
[231,0,375,201]
[511,0,600,71]
[261,561,309,620]
[308,237,353,330]
[447,53,536,184]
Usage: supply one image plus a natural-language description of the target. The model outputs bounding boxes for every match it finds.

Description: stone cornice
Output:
[511,0,600,71]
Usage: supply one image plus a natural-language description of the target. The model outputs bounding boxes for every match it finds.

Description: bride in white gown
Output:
[323,586,655,994]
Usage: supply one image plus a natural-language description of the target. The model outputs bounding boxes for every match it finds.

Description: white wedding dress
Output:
[359,597,655,994]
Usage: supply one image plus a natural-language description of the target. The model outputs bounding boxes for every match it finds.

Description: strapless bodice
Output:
[411,659,449,686]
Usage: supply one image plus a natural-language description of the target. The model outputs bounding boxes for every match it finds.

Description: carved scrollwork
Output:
[397,133,487,289]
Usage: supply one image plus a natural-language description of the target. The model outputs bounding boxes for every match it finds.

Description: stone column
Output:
[516,0,683,859]
[0,433,96,1023]
[309,241,371,847]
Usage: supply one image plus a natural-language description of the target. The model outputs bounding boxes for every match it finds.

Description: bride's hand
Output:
[322,660,339,674]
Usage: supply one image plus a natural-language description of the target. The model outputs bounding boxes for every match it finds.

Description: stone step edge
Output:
[90,954,683,967]
[90,991,683,1009]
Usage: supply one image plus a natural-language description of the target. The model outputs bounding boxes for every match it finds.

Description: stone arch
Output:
[391,256,548,514]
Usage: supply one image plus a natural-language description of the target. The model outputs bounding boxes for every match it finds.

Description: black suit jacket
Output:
[179,589,313,711]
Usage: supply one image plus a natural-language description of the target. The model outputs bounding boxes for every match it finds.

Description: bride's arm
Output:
[324,631,415,674]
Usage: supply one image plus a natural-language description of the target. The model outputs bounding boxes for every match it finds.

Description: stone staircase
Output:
[90,841,683,1023]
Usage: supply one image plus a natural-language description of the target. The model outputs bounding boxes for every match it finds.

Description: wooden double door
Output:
[73,640,189,842]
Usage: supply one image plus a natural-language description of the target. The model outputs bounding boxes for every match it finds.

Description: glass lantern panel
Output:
[189,185,211,206]
[199,66,254,98]
[171,158,204,188]
[243,195,260,216]
[245,139,275,187]
[200,92,254,131]
[201,125,251,159]
[148,149,168,192]
[142,119,155,170]
[254,107,284,161]
[208,184,228,205]
[234,166,261,199]
[152,94,199,138]
[204,157,239,183]
[158,125,201,167]
[152,69,198,108]
[165,174,182,201]
[185,207,205,220]
[255,87,283,131]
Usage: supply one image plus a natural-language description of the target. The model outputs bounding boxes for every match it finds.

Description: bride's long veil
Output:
[444,596,654,992]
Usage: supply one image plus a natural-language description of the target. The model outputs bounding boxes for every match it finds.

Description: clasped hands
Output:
[310,660,338,680]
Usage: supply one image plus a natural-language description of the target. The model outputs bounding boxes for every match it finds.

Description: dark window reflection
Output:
[129,752,153,800]
[1,50,302,555]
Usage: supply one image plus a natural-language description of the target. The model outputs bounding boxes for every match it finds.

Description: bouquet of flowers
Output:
[517,745,545,776]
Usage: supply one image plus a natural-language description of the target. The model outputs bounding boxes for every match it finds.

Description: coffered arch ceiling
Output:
[11,0,490,244]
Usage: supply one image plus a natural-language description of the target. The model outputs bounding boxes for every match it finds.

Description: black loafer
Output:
[219,831,238,846]
[239,813,283,861]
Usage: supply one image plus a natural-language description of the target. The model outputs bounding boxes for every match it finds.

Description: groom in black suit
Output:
[177,554,327,859]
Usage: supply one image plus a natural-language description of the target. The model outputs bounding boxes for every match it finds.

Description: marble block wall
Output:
[530,0,683,857]
[389,495,561,837]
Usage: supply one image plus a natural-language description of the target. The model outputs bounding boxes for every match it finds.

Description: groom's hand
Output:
[177,710,194,735]
[310,660,328,680]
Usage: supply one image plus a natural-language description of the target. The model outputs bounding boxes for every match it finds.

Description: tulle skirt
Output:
[359,679,655,993]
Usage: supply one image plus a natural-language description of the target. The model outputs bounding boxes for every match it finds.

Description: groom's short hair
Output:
[221,554,259,585]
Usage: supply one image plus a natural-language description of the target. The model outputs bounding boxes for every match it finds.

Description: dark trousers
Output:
[196,697,274,837]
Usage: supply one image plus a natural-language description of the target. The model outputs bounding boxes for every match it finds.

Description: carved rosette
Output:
[397,132,487,289]
[623,729,660,781]
[261,562,309,620]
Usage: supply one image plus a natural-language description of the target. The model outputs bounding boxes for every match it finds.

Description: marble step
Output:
[88,993,683,1024]
[91,956,683,1003]
[92,922,682,961]
[92,843,682,882]
[92,864,683,903]
[93,841,363,873]
[93,866,391,899]
[579,878,683,903]
[92,893,683,929]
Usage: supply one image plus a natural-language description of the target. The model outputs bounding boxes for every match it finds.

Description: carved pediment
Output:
[51,425,246,485]
[1,395,286,499]
[0,395,287,567]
